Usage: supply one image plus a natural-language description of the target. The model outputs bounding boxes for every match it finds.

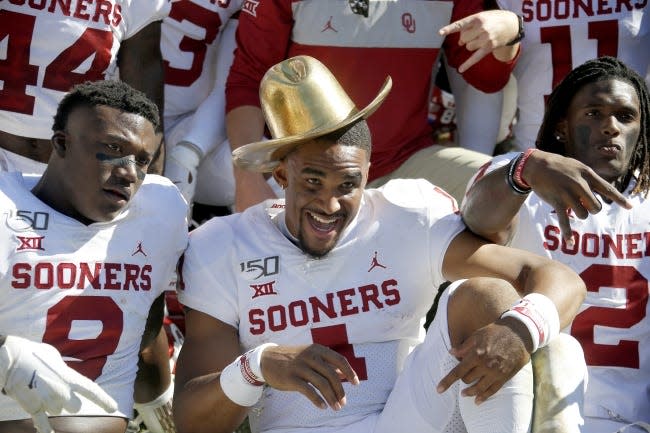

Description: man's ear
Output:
[272,165,288,190]
[51,131,67,157]
[554,121,568,143]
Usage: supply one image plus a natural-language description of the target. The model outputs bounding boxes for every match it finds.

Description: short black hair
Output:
[315,119,372,155]
[536,56,650,196]
[52,80,160,132]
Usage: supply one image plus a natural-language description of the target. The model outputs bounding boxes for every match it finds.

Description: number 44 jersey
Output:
[0,172,188,421]
[0,0,170,140]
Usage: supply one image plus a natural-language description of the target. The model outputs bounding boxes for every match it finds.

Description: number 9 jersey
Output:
[0,0,170,140]
[0,172,188,422]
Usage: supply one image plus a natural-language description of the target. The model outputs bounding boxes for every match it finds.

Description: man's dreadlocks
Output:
[535,56,650,196]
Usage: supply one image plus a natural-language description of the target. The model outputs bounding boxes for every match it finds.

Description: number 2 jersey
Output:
[0,0,170,140]
[0,172,188,421]
[467,153,650,424]
[178,179,465,433]
[497,0,650,149]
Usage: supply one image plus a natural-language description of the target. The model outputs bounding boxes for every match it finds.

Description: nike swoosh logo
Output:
[28,371,37,389]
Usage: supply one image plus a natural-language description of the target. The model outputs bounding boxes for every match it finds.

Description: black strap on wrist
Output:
[507,14,525,46]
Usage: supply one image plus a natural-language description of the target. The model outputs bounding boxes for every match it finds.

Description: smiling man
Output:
[172,55,587,433]
[462,57,650,432]
[0,80,188,433]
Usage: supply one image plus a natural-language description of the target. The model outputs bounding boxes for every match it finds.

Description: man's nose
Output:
[601,114,621,136]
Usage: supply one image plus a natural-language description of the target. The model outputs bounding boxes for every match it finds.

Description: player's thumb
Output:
[68,375,118,413]
[31,411,54,433]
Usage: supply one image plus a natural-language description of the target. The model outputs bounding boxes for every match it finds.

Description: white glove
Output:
[0,336,118,433]
[165,142,202,206]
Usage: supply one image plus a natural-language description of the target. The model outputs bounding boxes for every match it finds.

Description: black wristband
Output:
[506,153,532,195]
[507,14,525,46]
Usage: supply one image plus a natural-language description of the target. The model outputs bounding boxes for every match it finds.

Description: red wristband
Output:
[513,148,536,189]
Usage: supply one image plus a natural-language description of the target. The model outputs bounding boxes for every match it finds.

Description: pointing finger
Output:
[439,17,470,36]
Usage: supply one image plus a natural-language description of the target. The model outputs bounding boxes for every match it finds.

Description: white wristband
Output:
[501,293,560,352]
[220,343,277,407]
[133,382,175,433]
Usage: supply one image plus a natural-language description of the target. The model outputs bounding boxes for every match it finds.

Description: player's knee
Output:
[447,277,521,344]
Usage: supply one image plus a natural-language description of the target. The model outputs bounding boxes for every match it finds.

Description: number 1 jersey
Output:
[178,179,466,433]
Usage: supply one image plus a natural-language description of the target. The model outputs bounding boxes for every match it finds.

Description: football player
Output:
[0,0,169,174]
[173,55,586,433]
[496,0,649,150]
[161,0,244,210]
[462,56,650,433]
[0,80,188,433]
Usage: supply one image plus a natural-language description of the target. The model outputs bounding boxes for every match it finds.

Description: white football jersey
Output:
[0,0,171,139]
[468,153,650,424]
[162,0,242,119]
[0,172,188,421]
[179,179,465,433]
[497,0,650,149]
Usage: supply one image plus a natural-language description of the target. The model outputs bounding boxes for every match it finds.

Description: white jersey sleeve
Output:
[0,172,188,421]
[497,0,650,149]
[179,179,466,433]
[0,0,170,139]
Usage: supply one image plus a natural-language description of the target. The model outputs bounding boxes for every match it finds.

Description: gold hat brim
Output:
[233,76,392,173]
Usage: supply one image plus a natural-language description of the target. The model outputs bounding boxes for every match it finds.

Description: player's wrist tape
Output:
[506,152,533,195]
[133,382,176,433]
[501,293,560,353]
[220,343,278,407]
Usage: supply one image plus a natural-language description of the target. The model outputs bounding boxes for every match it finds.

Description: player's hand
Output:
[436,319,530,404]
[524,150,632,244]
[439,10,520,73]
[0,336,118,433]
[260,344,359,410]
[233,168,277,212]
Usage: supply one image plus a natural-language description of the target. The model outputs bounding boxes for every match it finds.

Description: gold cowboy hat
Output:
[232,55,392,172]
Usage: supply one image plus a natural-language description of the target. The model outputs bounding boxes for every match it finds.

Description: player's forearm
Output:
[226,105,265,151]
[134,327,172,403]
[521,258,586,330]
[226,105,277,211]
[462,165,525,244]
[173,373,248,433]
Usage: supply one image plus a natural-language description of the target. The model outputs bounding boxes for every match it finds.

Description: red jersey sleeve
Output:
[225,0,294,112]
[443,0,519,93]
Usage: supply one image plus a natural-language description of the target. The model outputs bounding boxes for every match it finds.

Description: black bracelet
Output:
[506,153,532,195]
[507,14,525,46]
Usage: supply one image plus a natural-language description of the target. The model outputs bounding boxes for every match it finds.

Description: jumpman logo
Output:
[132,241,147,257]
[367,251,387,272]
[322,16,338,33]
